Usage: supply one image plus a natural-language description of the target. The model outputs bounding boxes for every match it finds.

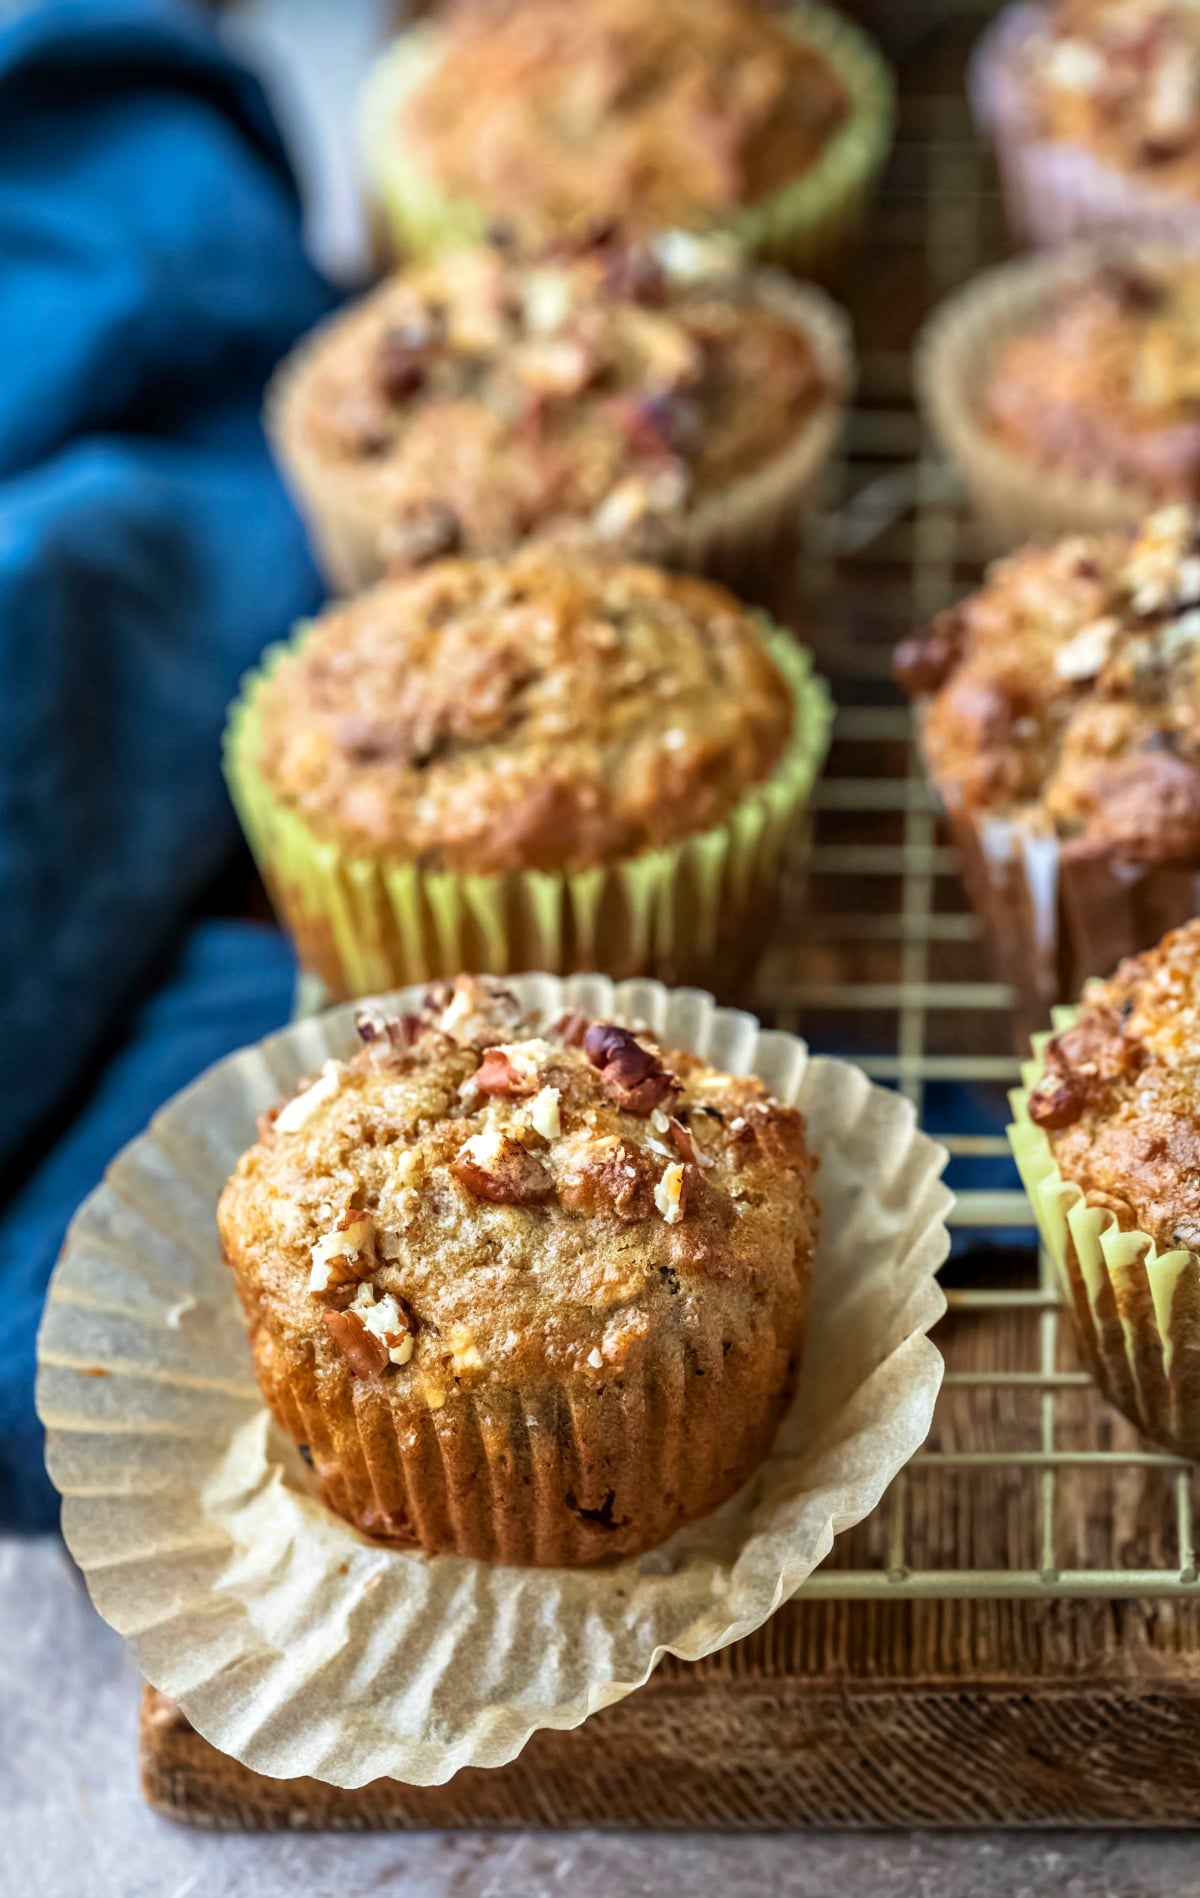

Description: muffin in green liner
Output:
[358,0,894,279]
[1009,924,1200,1458]
[224,552,832,1000]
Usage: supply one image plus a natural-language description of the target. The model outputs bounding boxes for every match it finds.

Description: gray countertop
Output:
[3,1535,1198,1898]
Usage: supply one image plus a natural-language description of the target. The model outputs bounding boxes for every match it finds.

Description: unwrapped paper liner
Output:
[1010,1010,1200,1457]
[223,624,832,1002]
[929,743,1200,1044]
[37,972,949,1789]
[358,2,894,280]
[972,5,1200,251]
[917,242,1189,552]
[266,273,855,597]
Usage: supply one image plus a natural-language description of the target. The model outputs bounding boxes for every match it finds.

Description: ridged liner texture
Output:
[266,273,855,597]
[972,5,1200,252]
[222,623,833,1002]
[357,2,894,281]
[1011,1009,1200,1457]
[917,240,1198,553]
[37,973,949,1788]
[925,721,1200,1044]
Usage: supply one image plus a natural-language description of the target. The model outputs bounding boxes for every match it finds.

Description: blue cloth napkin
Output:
[0,0,335,1525]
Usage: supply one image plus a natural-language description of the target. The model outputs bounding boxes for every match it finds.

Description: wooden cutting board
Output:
[139,1296,1200,1830]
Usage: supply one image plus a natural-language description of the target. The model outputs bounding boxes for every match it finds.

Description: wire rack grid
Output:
[755,29,1200,1600]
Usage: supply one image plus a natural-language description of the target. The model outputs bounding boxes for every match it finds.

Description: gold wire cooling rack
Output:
[748,26,1200,1601]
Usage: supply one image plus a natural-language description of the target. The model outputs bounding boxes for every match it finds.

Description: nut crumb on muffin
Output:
[978,257,1200,498]
[254,548,795,876]
[1026,918,1200,1253]
[896,505,1200,862]
[396,0,850,237]
[1016,1,1200,192]
[275,229,833,570]
[218,976,817,1562]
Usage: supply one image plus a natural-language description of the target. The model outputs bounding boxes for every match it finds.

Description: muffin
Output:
[974,0,1200,249]
[268,230,852,594]
[1011,919,1200,1457]
[217,975,818,1564]
[919,245,1200,550]
[895,505,1200,1033]
[359,0,893,275]
[224,546,831,1000]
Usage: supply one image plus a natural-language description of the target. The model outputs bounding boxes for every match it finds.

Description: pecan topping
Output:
[557,1135,659,1219]
[322,1308,389,1378]
[894,620,962,698]
[727,1100,809,1168]
[474,1048,535,1098]
[584,1022,679,1114]
[450,1128,553,1205]
[1027,1073,1087,1131]
[551,1009,591,1047]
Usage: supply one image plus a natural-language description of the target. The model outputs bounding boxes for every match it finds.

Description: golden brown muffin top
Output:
[979,258,1200,498]
[217,977,818,1403]
[279,233,830,567]
[398,0,849,235]
[1027,919,1200,1251]
[895,506,1200,860]
[254,548,794,873]
[1018,1,1200,190]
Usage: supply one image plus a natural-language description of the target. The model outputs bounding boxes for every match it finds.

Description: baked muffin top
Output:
[254,548,794,873]
[979,258,1200,497]
[217,977,818,1404]
[277,232,832,568]
[1026,918,1200,1251]
[396,0,850,236]
[895,506,1200,859]
[1017,1,1200,190]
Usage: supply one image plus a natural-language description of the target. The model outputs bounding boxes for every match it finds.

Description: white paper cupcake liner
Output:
[266,272,854,597]
[917,240,1195,551]
[37,973,949,1789]
[972,5,1200,251]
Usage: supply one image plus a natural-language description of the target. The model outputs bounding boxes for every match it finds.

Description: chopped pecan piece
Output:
[322,1308,389,1378]
[584,1022,679,1115]
[474,1047,535,1098]
[557,1136,658,1219]
[551,1009,591,1047]
[355,1006,422,1052]
[727,1100,809,1168]
[1027,1072,1087,1131]
[450,1128,553,1205]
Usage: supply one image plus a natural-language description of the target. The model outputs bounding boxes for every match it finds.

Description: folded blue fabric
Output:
[0,0,335,1523]
[0,0,333,1185]
[4,922,296,1527]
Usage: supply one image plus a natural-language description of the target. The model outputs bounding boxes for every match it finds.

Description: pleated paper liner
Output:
[917,241,1193,554]
[266,273,855,598]
[1011,1012,1200,1459]
[972,4,1200,252]
[223,624,832,1003]
[37,972,950,1788]
[357,1,894,280]
[930,762,1200,1048]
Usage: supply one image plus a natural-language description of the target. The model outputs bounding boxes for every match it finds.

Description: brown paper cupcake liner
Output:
[358,2,894,279]
[224,622,832,1003]
[972,5,1200,252]
[916,241,1194,552]
[1011,1017,1200,1459]
[249,1302,801,1567]
[934,766,1200,1043]
[37,972,950,1786]
[266,273,854,598]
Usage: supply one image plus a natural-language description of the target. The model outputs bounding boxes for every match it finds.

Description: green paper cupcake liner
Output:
[1010,1012,1200,1458]
[223,624,832,1000]
[357,1,894,279]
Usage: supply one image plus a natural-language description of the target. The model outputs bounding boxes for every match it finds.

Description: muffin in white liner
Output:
[36,973,949,1789]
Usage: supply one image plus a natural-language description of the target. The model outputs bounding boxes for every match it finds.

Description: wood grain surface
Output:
[140,1297,1200,1830]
